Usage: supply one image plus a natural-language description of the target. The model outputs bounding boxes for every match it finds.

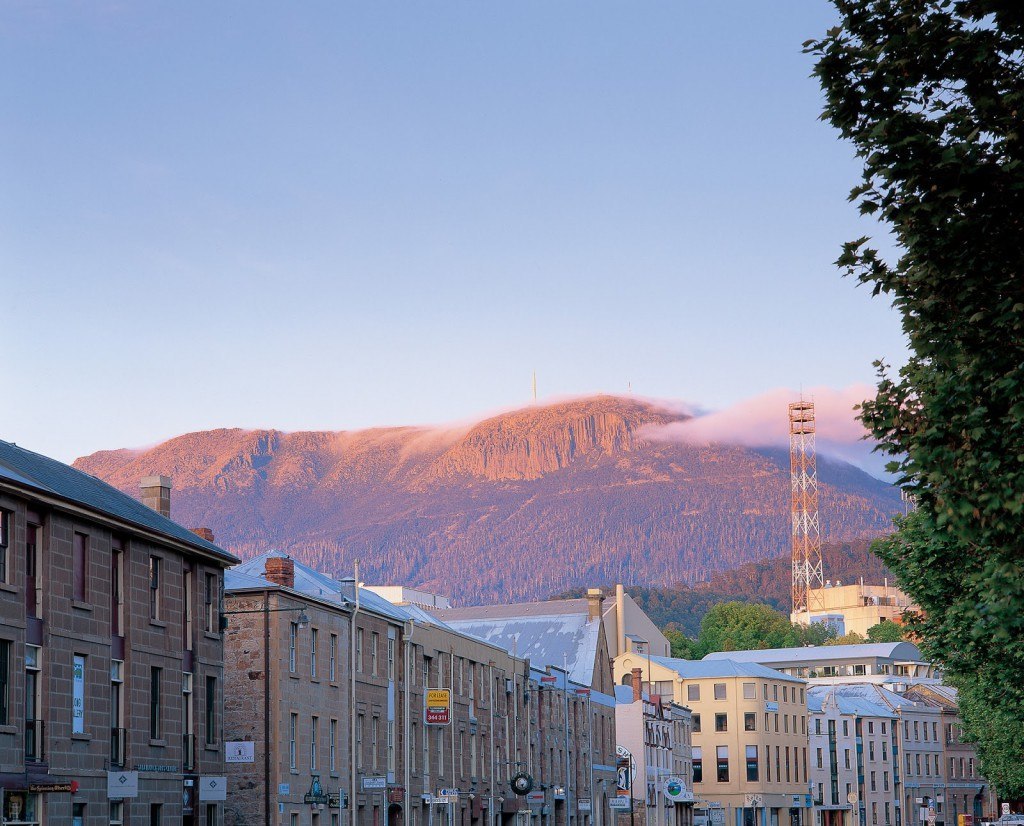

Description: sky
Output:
[0,2,908,465]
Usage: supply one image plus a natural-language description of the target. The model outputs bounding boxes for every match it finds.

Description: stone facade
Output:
[0,445,235,826]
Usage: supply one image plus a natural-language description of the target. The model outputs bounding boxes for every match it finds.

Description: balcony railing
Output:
[25,719,45,763]
[183,733,196,771]
[110,727,127,767]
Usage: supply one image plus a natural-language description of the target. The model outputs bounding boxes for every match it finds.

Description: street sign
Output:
[362,777,387,790]
[578,798,592,813]
[107,772,139,800]
[527,791,545,807]
[609,798,631,810]
[426,689,452,725]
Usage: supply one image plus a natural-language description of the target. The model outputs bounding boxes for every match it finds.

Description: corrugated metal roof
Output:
[702,642,923,664]
[648,656,806,683]
[807,684,897,717]
[438,606,601,686]
[0,440,237,564]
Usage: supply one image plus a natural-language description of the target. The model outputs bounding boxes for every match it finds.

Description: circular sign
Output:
[664,777,691,802]
[511,773,534,796]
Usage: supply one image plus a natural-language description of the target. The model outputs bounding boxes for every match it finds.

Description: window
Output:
[716,746,729,782]
[871,771,877,791]
[0,510,8,583]
[868,721,875,734]
[870,740,875,760]
[785,746,791,782]
[356,629,363,672]
[0,640,10,724]
[692,747,702,783]
[692,714,701,733]
[356,715,364,769]
[713,683,726,700]
[149,555,165,619]
[289,623,298,673]
[715,713,728,732]
[817,748,823,769]
[73,802,86,826]
[74,533,89,602]
[765,745,772,782]
[25,647,41,759]
[110,801,124,826]
[371,716,379,770]
[387,720,395,772]
[26,520,43,619]
[845,749,851,770]
[815,718,822,735]
[311,629,318,679]
[746,745,759,781]
[687,684,700,702]
[783,685,789,702]
[330,634,337,682]
[742,681,755,700]
[311,716,318,770]
[884,771,890,791]
[744,712,755,731]
[932,722,938,741]
[387,637,395,681]
[330,718,338,772]
[204,573,217,633]
[73,654,87,734]
[843,719,849,736]
[206,804,218,826]
[150,667,162,739]
[205,677,217,745]
[371,633,379,676]
[773,684,778,701]
[150,803,162,826]
[290,713,298,769]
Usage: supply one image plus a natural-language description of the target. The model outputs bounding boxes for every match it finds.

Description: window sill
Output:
[71,732,92,741]
[149,738,167,747]
[203,631,221,641]
[0,583,17,594]
[310,678,320,684]
[288,673,299,680]
[0,724,17,735]
[72,600,92,612]
[150,619,168,629]
[204,743,219,752]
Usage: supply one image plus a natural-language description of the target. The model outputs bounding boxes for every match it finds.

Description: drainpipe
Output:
[615,585,626,658]
[264,592,271,826]
[350,561,360,826]
[405,619,414,826]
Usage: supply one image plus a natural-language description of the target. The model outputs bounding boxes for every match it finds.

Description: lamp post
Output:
[221,596,311,826]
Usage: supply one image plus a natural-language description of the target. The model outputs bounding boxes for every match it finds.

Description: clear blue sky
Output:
[1,2,907,463]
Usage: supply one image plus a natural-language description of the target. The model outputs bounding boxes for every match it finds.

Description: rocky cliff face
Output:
[73,395,901,604]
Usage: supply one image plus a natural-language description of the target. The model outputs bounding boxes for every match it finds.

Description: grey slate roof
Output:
[228,550,413,624]
[807,684,897,718]
[0,439,236,564]
[649,655,806,683]
[433,602,601,686]
[702,642,924,664]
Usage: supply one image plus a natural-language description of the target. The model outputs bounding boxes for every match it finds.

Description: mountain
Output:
[553,538,895,636]
[73,395,902,604]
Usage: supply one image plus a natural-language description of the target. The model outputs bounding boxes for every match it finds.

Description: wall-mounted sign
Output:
[616,745,635,792]
[765,702,779,712]
[578,798,592,812]
[226,742,255,763]
[425,689,451,725]
[664,777,693,803]
[609,798,631,810]
[362,776,387,791]
[30,783,74,794]
[199,777,227,802]
[304,776,329,805]
[107,772,139,799]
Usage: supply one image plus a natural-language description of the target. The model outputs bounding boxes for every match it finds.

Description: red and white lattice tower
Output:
[790,400,824,616]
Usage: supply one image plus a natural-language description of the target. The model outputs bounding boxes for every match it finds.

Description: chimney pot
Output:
[191,527,215,543]
[265,556,295,589]
[631,667,643,702]
[140,475,172,519]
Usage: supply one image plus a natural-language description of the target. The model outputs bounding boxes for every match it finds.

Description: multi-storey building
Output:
[0,442,236,826]
[807,685,899,826]
[701,645,938,686]
[434,593,620,826]
[223,552,549,826]
[790,583,916,638]
[612,654,813,826]
[903,686,995,824]
[615,669,693,826]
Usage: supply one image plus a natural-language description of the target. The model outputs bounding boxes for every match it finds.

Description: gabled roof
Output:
[702,642,924,664]
[433,601,602,686]
[228,550,412,624]
[648,656,806,683]
[0,440,236,564]
[808,684,897,718]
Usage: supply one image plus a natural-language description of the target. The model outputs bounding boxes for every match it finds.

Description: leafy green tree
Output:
[825,631,867,646]
[866,620,906,643]
[696,602,803,656]
[807,0,1024,796]
[665,628,699,659]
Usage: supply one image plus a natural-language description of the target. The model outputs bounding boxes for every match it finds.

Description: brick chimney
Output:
[586,588,605,621]
[191,527,215,543]
[140,475,172,518]
[631,667,643,702]
[264,556,295,589]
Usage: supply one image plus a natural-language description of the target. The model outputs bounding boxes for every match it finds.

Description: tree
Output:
[825,631,867,646]
[665,628,699,659]
[695,602,812,656]
[866,619,907,643]
[807,0,1024,796]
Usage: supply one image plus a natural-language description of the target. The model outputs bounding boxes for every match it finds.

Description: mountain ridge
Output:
[73,395,901,604]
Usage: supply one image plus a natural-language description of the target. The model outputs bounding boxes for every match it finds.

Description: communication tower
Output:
[790,400,824,616]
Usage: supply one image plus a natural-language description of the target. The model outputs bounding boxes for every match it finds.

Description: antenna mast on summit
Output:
[790,400,824,617]
[532,371,537,401]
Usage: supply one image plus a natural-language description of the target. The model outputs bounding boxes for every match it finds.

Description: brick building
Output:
[0,442,236,825]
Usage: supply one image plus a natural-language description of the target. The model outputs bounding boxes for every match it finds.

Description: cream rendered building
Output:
[790,583,915,637]
[614,654,812,826]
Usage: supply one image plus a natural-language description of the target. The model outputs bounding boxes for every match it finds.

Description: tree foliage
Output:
[866,619,908,643]
[807,0,1024,796]
[691,602,834,658]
